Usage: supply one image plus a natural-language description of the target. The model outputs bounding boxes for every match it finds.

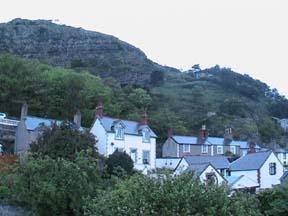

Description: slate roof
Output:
[280,171,288,183]
[25,116,62,130]
[230,150,272,171]
[185,163,210,175]
[275,148,288,153]
[183,155,230,169]
[98,116,157,137]
[172,135,261,149]
[25,116,84,131]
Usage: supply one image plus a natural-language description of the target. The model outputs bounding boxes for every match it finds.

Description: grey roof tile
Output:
[184,155,230,169]
[230,150,272,171]
[99,116,157,137]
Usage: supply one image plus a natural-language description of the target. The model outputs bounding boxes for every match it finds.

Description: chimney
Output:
[248,137,257,153]
[168,128,173,138]
[73,110,81,128]
[20,102,28,120]
[140,111,148,125]
[199,125,208,138]
[96,100,104,118]
[224,127,233,145]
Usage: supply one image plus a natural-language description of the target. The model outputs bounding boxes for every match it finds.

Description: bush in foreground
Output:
[8,151,101,216]
[84,174,261,216]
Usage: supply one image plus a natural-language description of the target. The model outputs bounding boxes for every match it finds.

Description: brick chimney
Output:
[224,127,233,145]
[248,137,257,153]
[168,128,173,138]
[96,100,104,118]
[20,102,28,120]
[198,125,208,144]
[140,111,148,125]
[73,110,81,128]
[199,125,208,138]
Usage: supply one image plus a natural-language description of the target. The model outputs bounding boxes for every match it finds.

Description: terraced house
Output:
[162,126,261,158]
[90,102,157,172]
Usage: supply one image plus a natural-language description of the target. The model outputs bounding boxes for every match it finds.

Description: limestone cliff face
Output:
[0,19,169,86]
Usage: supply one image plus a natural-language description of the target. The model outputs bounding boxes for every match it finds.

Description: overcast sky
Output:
[1,0,288,95]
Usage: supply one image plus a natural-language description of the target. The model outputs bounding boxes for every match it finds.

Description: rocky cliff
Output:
[0,18,172,86]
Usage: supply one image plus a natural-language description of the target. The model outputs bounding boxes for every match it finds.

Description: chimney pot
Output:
[140,111,148,125]
[96,100,104,118]
[168,128,173,137]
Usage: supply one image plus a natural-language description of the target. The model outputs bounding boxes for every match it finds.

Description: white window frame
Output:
[230,146,236,155]
[217,146,223,154]
[283,153,287,160]
[202,145,208,153]
[142,128,151,143]
[115,126,124,140]
[130,148,137,163]
[183,144,190,153]
[142,150,150,165]
[269,162,276,175]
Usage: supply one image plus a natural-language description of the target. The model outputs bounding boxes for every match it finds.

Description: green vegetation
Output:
[1,54,288,151]
[30,122,97,160]
[84,174,261,216]
[1,124,288,215]
[106,150,134,177]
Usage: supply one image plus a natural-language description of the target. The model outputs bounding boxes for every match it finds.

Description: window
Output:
[206,172,217,185]
[114,147,124,152]
[269,163,276,175]
[183,144,190,153]
[217,146,223,154]
[142,128,150,143]
[115,126,124,140]
[283,153,287,160]
[230,146,236,155]
[130,149,137,163]
[142,151,150,164]
[202,145,208,153]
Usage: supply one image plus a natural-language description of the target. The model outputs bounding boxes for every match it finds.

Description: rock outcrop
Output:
[0,19,172,86]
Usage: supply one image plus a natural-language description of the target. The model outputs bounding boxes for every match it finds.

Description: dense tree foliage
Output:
[6,152,101,216]
[30,122,97,160]
[84,174,261,216]
[1,54,288,149]
[106,150,134,176]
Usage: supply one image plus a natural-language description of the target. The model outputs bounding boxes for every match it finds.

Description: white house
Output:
[174,155,229,185]
[156,157,181,170]
[226,175,259,192]
[229,150,284,189]
[90,102,157,172]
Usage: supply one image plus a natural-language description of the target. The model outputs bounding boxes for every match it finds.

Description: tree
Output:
[30,122,97,161]
[128,88,152,111]
[106,150,134,176]
[9,152,101,216]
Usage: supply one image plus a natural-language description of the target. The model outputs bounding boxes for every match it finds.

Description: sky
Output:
[1,0,288,95]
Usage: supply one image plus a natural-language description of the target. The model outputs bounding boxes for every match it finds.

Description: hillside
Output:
[0,19,288,150]
[0,18,176,86]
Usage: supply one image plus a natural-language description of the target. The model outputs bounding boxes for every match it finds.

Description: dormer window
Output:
[115,125,124,140]
[142,128,150,143]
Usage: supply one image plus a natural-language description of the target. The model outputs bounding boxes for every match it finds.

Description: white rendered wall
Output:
[90,119,107,155]
[156,158,181,170]
[259,153,283,189]
[106,132,156,171]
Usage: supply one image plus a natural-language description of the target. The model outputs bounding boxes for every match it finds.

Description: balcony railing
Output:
[0,118,19,127]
